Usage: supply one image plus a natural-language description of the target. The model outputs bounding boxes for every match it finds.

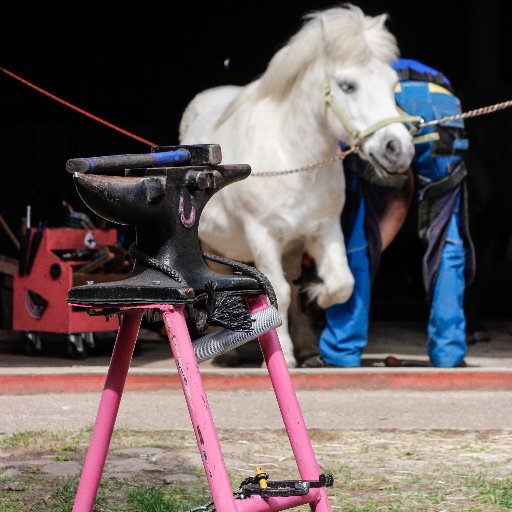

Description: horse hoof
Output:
[299,355,337,368]
[282,355,298,368]
[306,279,354,309]
[467,329,491,345]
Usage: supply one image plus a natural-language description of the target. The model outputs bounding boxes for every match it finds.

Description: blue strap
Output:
[393,58,452,87]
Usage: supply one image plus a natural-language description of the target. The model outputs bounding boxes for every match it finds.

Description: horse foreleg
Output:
[304,224,355,308]
[245,226,297,368]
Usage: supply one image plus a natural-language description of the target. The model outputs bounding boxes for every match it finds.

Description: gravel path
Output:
[2,389,512,433]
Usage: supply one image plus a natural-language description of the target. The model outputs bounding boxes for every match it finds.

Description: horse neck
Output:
[290,109,336,158]
[259,70,339,162]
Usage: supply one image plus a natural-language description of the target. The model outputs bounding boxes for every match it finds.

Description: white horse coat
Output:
[179,5,414,367]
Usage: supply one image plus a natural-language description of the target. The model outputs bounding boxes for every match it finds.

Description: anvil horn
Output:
[73,173,165,225]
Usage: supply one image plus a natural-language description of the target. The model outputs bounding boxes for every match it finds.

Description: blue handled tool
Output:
[66,149,191,174]
[66,144,222,174]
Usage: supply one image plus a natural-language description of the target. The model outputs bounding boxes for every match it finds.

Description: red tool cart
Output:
[12,227,125,358]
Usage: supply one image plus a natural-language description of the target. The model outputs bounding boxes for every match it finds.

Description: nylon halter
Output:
[323,72,423,145]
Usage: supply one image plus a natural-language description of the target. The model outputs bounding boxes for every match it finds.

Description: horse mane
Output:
[217,4,399,125]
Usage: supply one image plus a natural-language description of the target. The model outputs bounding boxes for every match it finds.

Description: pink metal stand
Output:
[72,296,331,512]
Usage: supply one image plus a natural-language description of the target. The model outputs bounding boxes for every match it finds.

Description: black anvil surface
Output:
[66,145,263,306]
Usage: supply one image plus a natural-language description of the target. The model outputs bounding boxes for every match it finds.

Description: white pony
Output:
[179,5,415,367]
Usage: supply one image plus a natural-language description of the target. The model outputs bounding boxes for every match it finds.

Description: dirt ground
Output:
[1,427,511,510]
[2,388,512,509]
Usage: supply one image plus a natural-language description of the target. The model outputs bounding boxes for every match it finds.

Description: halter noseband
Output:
[323,72,422,144]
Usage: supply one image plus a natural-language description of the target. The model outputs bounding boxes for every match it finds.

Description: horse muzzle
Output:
[361,128,415,179]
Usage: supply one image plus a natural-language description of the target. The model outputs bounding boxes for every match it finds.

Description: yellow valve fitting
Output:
[255,466,268,489]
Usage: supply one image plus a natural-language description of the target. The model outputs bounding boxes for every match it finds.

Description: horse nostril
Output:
[385,138,399,156]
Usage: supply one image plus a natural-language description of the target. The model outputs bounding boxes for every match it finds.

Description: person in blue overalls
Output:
[302,58,475,368]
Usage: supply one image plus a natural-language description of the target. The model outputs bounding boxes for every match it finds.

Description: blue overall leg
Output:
[319,173,371,367]
[395,81,469,368]
[427,197,467,366]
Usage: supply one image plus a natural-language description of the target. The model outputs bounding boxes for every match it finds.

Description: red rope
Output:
[0,66,157,147]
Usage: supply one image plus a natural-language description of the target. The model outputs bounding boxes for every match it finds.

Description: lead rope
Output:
[419,99,512,127]
[250,145,358,177]
[251,97,512,178]
[0,66,157,147]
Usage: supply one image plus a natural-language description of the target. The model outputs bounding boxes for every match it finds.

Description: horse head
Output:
[322,6,415,177]
[257,4,415,180]
[323,58,416,179]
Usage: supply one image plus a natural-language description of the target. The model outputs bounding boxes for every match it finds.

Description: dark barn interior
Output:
[1,0,511,332]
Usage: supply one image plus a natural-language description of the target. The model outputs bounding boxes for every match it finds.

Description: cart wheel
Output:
[67,334,89,360]
[0,277,13,330]
[133,341,142,357]
[23,332,43,356]
[83,332,96,349]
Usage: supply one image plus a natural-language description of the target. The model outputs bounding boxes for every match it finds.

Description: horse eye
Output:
[338,80,356,94]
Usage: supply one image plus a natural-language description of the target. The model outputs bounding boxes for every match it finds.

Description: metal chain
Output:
[249,99,512,178]
[419,99,512,128]
[250,145,358,177]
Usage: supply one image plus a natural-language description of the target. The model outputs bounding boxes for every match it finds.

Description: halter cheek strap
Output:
[323,72,423,144]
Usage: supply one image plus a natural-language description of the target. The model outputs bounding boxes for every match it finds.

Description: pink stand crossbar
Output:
[72,297,331,512]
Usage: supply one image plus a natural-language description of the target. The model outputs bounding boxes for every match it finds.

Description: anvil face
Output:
[67,163,260,306]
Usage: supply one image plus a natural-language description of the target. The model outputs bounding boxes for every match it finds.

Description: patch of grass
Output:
[46,477,79,512]
[0,428,193,454]
[57,444,78,453]
[0,431,36,447]
[0,429,90,451]
[334,493,402,511]
[455,441,489,453]
[126,486,207,512]
[19,477,209,512]
[404,487,446,506]
[466,474,512,507]
[35,476,121,512]
[110,429,193,450]
[346,506,400,512]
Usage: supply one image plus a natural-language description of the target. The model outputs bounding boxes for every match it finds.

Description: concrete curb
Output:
[2,367,512,394]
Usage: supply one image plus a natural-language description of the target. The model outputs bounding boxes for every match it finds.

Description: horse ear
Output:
[374,13,389,29]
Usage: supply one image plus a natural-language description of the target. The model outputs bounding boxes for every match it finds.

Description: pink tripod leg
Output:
[73,309,144,512]
[248,296,332,512]
[162,305,238,512]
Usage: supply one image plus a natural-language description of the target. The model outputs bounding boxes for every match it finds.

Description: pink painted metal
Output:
[236,491,322,512]
[72,309,143,512]
[71,297,332,512]
[162,305,238,512]
[163,299,331,512]
[247,295,332,512]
